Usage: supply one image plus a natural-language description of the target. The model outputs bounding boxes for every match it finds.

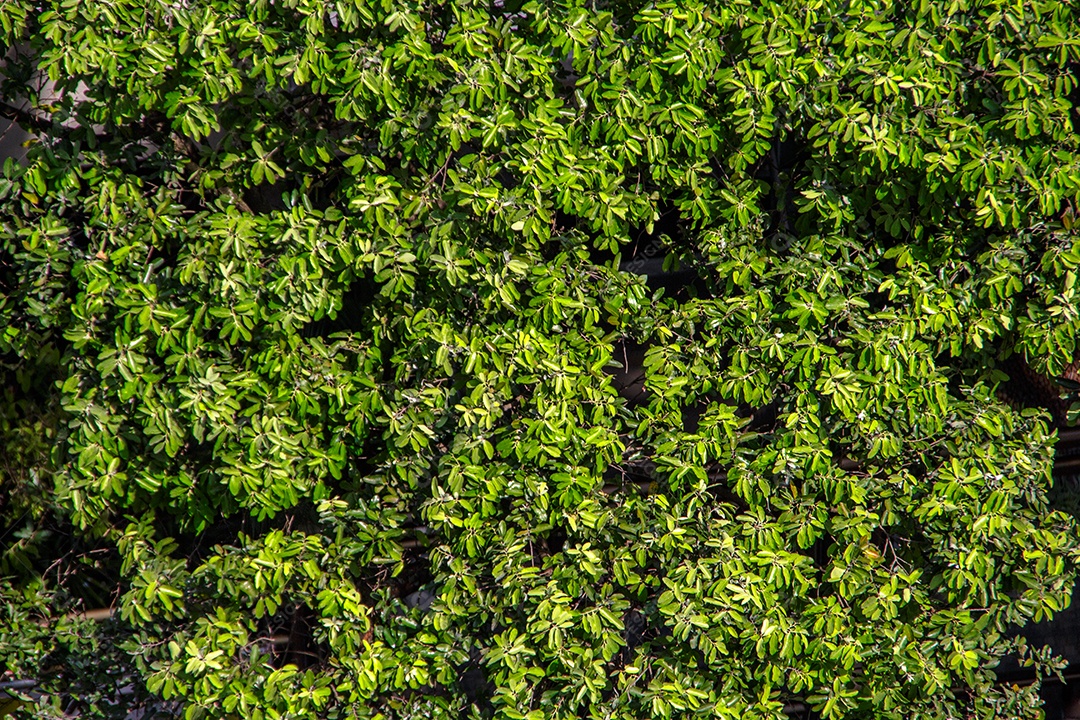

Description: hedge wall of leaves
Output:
[4,0,1080,718]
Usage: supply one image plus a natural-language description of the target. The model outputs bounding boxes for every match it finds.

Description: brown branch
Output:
[0,104,253,215]
[165,131,254,214]
[0,102,51,136]
[71,607,114,622]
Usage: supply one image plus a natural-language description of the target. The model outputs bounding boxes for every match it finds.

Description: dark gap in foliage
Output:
[7,522,122,614]
[679,398,708,434]
[997,353,1072,426]
[458,646,494,714]
[548,212,598,260]
[622,608,646,653]
[746,397,781,433]
[628,204,710,300]
[1036,679,1080,720]
[583,201,712,300]
[176,499,322,574]
[545,525,566,555]
[751,128,810,253]
[30,618,154,717]
[810,535,834,579]
[243,178,291,214]
[608,338,648,405]
[276,602,327,670]
[62,543,124,613]
[301,274,379,338]
[394,546,436,606]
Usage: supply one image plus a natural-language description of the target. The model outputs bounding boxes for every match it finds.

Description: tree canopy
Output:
[3,0,1080,718]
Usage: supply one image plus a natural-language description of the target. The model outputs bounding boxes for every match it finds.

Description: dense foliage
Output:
[4,0,1080,718]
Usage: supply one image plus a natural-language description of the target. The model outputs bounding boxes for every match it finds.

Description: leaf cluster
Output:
[3,1,1080,719]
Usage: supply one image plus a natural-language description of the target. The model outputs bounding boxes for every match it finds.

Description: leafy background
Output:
[3,0,1080,718]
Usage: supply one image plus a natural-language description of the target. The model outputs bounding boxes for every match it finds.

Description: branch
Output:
[165,131,254,214]
[0,102,52,136]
